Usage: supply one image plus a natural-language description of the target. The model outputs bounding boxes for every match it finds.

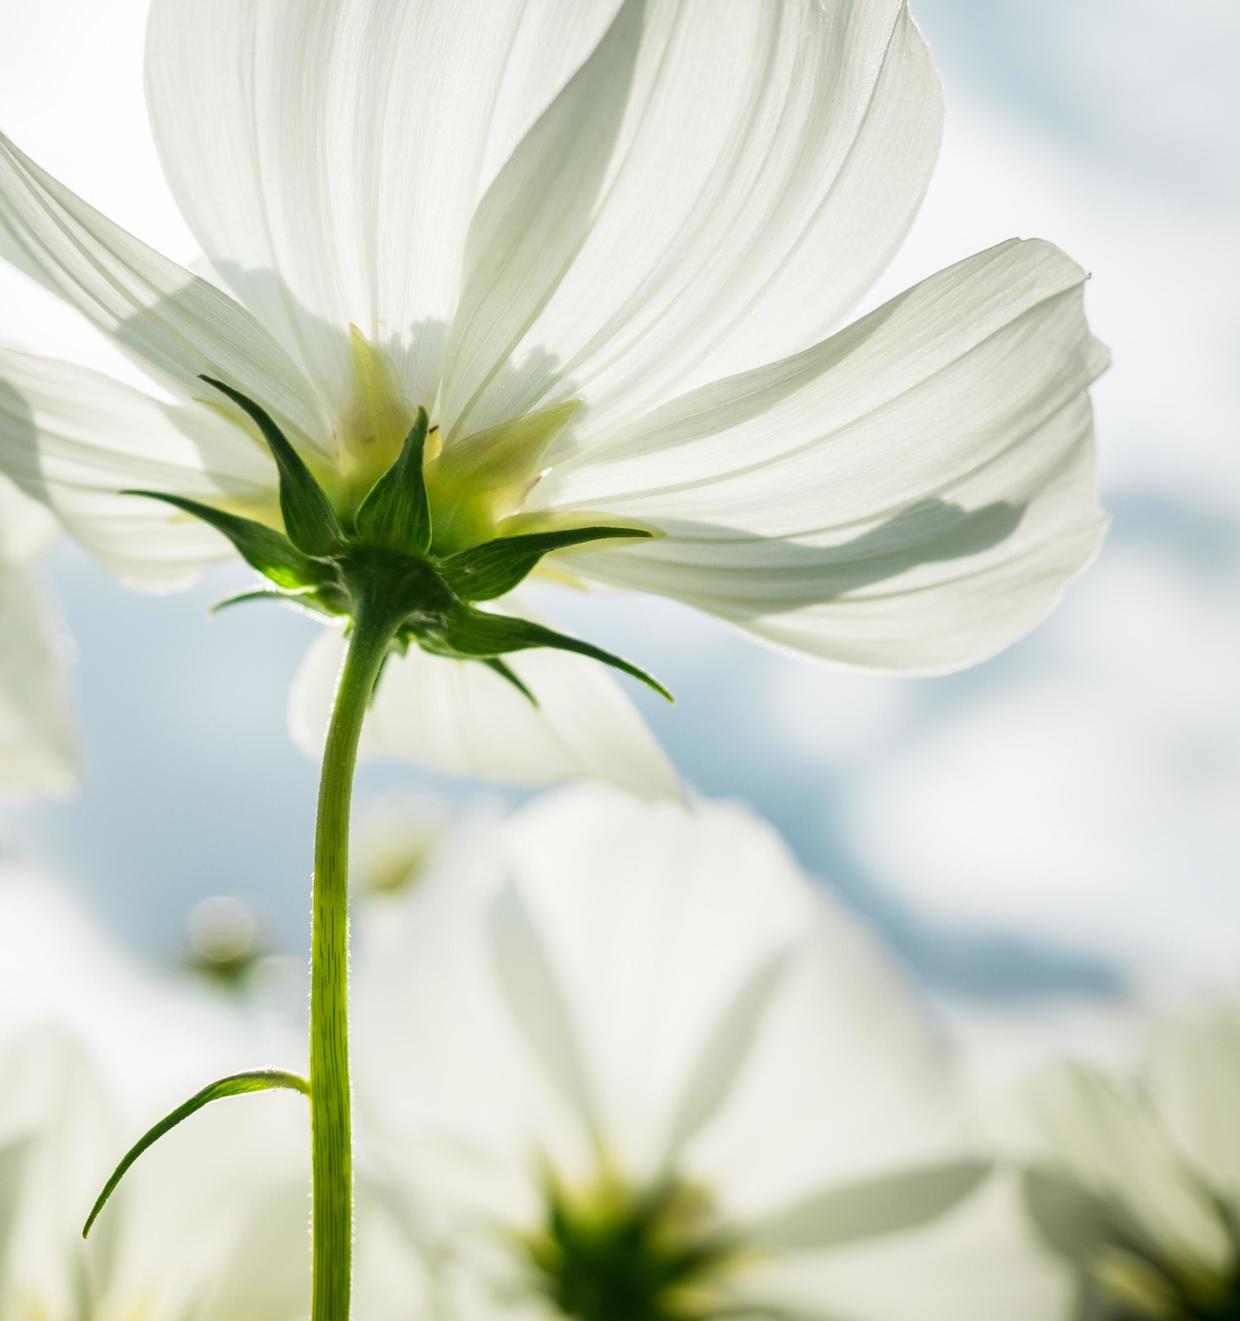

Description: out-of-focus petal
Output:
[288,628,678,799]
[0,564,74,797]
[539,239,1108,672]
[0,347,276,588]
[1146,1004,1240,1217]
[1028,1061,1232,1277]
[728,1173,1078,1321]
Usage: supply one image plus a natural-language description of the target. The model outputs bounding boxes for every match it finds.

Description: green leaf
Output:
[437,525,651,602]
[201,375,343,557]
[435,606,673,702]
[354,408,432,555]
[483,657,539,706]
[82,1069,309,1239]
[122,490,322,591]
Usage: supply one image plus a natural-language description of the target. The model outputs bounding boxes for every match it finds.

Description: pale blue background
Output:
[1,1,1236,1022]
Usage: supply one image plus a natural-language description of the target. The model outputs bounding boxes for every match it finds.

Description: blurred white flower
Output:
[0,873,311,1319]
[350,792,455,899]
[0,868,433,1318]
[356,787,1069,1319]
[1023,1000,1240,1319]
[0,0,1104,794]
[0,477,73,797]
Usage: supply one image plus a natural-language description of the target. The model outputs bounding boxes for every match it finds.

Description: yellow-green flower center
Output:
[1096,1245,1240,1320]
[523,1170,735,1321]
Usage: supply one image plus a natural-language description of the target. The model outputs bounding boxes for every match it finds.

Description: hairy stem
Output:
[310,591,398,1320]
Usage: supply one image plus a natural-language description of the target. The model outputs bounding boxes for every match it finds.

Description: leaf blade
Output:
[82,1069,309,1239]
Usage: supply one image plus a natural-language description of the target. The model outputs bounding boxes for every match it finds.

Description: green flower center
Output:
[525,1173,735,1321]
[1098,1246,1240,1320]
[130,376,672,708]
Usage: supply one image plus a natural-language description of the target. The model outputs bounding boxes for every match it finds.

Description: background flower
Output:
[354,786,1069,1320]
[1016,1001,1240,1320]
[0,868,426,1318]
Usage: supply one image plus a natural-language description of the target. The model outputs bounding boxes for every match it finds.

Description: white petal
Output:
[0,476,56,563]
[495,788,958,1188]
[486,882,599,1130]
[686,883,967,1219]
[0,348,276,588]
[146,0,620,412]
[729,1172,1078,1321]
[1028,1061,1232,1275]
[438,0,645,439]
[440,0,941,438]
[0,132,327,448]
[1146,1004,1240,1215]
[0,564,74,797]
[288,627,678,798]
[538,239,1108,673]
[745,1161,988,1254]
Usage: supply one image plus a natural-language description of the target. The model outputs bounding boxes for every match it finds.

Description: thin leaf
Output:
[82,1069,309,1239]
[439,607,673,702]
[437,525,651,602]
[201,376,342,556]
[354,409,432,555]
[122,490,320,590]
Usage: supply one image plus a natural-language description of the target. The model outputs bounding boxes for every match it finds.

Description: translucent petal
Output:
[538,240,1107,672]
[0,348,276,588]
[288,628,678,799]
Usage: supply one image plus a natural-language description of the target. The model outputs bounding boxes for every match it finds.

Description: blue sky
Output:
[1,1,1236,1017]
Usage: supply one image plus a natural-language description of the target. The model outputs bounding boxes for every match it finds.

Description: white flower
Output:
[0,0,1106,795]
[1022,1001,1240,1320]
[354,786,1069,1319]
[0,478,74,797]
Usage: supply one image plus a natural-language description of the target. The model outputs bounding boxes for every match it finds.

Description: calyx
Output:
[125,377,671,706]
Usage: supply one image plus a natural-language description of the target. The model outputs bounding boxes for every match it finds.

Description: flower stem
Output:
[310,590,399,1321]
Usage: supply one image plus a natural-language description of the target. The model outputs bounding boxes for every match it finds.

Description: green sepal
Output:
[437,525,651,602]
[201,376,343,557]
[483,656,539,706]
[354,408,432,555]
[122,490,322,591]
[82,1069,309,1239]
[430,606,673,702]
[210,588,297,614]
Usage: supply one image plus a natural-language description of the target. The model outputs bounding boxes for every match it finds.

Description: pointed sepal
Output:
[201,376,343,557]
[482,656,540,706]
[437,525,651,602]
[122,490,323,591]
[429,606,673,702]
[83,1069,309,1239]
[354,408,432,555]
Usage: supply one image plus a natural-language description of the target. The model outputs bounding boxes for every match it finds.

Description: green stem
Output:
[310,590,399,1321]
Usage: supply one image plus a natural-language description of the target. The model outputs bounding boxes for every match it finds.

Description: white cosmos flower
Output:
[0,0,1106,795]
[1022,1001,1240,1320]
[0,477,74,797]
[354,786,1071,1319]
